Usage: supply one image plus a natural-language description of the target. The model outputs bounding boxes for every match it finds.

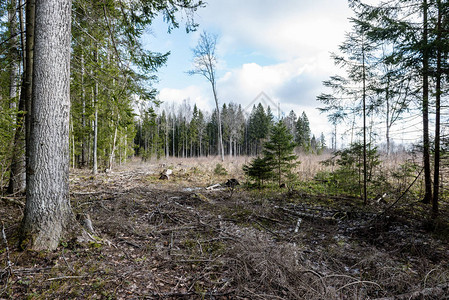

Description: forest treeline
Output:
[134,101,325,160]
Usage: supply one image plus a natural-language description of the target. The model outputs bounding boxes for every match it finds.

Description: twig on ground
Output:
[335,280,382,293]
[1,222,12,272]
[61,249,75,274]
[0,221,12,295]
[0,197,25,208]
[373,283,449,300]
[47,275,85,281]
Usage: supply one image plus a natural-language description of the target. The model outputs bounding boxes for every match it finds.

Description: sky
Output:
[143,0,373,143]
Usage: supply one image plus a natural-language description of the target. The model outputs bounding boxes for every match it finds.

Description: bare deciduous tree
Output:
[188,31,224,161]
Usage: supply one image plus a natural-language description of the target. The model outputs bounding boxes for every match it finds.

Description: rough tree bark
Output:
[21,0,73,251]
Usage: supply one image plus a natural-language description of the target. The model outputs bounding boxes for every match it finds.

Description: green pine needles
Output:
[243,121,300,188]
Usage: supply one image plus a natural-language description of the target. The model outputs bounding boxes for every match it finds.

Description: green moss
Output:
[88,241,102,249]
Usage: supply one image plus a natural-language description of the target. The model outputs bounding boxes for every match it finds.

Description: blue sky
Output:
[143,0,361,140]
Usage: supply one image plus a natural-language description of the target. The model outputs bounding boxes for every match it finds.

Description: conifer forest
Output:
[0,0,448,299]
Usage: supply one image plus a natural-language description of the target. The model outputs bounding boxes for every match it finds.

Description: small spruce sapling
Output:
[243,157,272,188]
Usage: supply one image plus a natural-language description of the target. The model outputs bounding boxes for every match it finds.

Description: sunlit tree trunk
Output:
[22,0,72,251]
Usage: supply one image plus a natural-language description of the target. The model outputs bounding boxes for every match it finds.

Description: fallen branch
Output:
[277,206,337,224]
[373,283,449,300]
[371,167,424,223]
[47,275,85,281]
[206,183,222,190]
[0,197,25,208]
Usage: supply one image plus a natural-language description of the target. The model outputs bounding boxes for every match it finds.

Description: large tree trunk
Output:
[21,0,72,251]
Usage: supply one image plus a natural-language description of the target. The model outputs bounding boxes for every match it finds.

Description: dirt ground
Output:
[0,157,448,299]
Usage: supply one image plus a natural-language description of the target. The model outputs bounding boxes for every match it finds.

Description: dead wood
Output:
[0,196,25,208]
[374,283,449,300]
[206,183,221,190]
[277,206,337,224]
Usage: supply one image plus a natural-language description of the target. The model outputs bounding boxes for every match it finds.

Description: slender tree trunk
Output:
[212,84,224,161]
[8,0,19,113]
[362,40,367,205]
[172,117,175,157]
[25,0,35,184]
[71,118,75,169]
[123,133,128,164]
[385,74,391,156]
[92,49,99,175]
[81,52,87,167]
[18,0,25,66]
[422,0,432,204]
[165,124,169,158]
[22,0,72,251]
[8,90,26,194]
[9,0,33,194]
[109,123,118,170]
[7,0,26,194]
[432,0,442,217]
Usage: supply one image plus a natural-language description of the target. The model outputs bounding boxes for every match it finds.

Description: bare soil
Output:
[0,157,448,299]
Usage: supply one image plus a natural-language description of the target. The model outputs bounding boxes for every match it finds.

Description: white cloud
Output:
[200,0,353,60]
[158,85,212,112]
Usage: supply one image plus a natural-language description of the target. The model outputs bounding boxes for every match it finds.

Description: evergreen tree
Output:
[263,121,299,187]
[248,103,270,155]
[284,110,297,139]
[243,157,272,188]
[296,112,311,151]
